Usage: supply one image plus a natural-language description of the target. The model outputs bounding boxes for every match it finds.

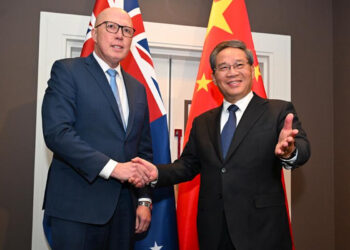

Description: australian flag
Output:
[80,0,179,249]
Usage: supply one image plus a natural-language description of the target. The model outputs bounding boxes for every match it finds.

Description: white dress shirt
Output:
[92,52,130,179]
[220,91,254,132]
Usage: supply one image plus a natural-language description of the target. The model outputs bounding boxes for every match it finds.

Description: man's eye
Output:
[236,63,244,69]
[123,28,132,34]
[220,66,229,71]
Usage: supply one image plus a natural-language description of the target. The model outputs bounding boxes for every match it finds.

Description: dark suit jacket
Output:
[42,54,152,225]
[157,94,310,250]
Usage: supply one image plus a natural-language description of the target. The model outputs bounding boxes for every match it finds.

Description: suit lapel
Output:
[206,106,224,161]
[84,55,125,129]
[122,69,136,138]
[224,94,268,161]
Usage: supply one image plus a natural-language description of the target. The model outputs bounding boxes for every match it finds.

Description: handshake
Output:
[110,157,159,188]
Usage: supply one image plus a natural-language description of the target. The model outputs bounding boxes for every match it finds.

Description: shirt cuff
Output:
[280,149,298,169]
[99,159,118,179]
[150,179,158,188]
[138,198,152,203]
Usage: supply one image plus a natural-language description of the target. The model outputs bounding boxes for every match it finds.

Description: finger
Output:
[134,158,152,170]
[132,164,148,183]
[135,218,145,233]
[275,144,286,156]
[277,141,288,152]
[132,157,150,170]
[135,183,143,188]
[128,177,141,186]
[131,157,141,163]
[275,148,282,156]
[276,140,296,158]
[138,218,145,233]
[292,129,299,137]
[138,217,150,233]
[137,225,146,233]
[129,176,144,188]
[135,225,144,234]
[135,216,140,232]
[284,130,299,142]
[283,113,294,131]
[139,167,151,184]
[142,220,150,232]
[141,162,157,180]
[136,179,146,188]
[134,163,152,181]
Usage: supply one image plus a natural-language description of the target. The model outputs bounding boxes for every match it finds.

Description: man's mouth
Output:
[227,80,241,86]
[111,45,123,49]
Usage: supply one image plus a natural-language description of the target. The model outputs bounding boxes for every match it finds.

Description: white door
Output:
[33,12,291,250]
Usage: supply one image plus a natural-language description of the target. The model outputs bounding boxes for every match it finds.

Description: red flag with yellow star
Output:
[176,0,293,249]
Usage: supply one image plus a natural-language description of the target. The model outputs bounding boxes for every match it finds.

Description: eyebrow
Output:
[217,60,245,66]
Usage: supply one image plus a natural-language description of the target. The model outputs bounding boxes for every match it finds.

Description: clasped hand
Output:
[110,158,158,188]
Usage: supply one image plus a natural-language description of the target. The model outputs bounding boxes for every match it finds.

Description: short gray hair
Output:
[209,40,254,72]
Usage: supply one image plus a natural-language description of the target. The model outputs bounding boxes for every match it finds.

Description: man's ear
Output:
[250,65,255,79]
[92,28,97,43]
[212,73,217,85]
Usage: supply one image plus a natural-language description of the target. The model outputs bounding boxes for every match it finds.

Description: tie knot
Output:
[228,104,239,113]
[106,69,117,77]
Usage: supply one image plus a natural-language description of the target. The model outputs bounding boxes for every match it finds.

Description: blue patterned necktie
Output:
[221,104,239,159]
[106,69,126,130]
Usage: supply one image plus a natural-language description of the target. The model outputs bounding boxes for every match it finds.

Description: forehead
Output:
[98,8,133,26]
[216,47,247,63]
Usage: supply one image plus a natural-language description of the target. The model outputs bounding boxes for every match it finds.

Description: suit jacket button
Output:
[221,168,227,174]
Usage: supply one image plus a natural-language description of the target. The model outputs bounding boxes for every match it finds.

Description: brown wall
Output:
[334,0,350,249]
[0,0,347,249]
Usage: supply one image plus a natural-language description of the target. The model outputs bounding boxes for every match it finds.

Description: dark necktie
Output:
[221,104,239,159]
[106,69,126,130]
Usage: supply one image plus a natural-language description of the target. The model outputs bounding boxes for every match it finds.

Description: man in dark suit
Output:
[42,7,153,249]
[133,40,310,250]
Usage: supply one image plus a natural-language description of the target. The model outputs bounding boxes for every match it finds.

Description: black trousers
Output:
[50,188,135,250]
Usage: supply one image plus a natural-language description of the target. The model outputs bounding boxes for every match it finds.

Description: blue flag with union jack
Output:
[80,0,179,249]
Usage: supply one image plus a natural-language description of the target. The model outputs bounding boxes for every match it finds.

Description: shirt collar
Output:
[93,52,122,76]
[222,91,254,113]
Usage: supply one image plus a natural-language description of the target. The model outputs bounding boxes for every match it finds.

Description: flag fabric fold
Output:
[176,0,293,249]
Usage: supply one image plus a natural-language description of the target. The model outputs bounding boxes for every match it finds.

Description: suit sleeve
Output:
[156,118,201,187]
[137,91,153,163]
[278,102,311,168]
[135,89,153,199]
[42,60,110,183]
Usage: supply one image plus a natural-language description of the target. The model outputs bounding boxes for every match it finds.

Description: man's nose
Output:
[226,66,239,75]
[114,28,124,38]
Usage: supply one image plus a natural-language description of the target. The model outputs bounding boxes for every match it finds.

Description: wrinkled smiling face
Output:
[212,47,254,103]
[92,8,133,68]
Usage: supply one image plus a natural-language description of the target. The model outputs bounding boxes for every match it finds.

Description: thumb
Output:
[135,215,139,230]
[132,157,141,163]
[283,113,294,131]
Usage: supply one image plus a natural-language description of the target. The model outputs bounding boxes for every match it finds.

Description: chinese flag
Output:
[176,0,294,249]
